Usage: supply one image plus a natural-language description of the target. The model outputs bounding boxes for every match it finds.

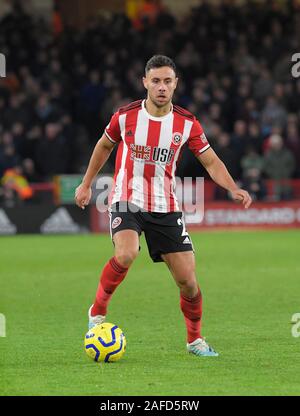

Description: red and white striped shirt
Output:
[105,99,210,212]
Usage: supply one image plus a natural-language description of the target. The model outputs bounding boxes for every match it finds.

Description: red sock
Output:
[91,257,129,316]
[180,287,202,343]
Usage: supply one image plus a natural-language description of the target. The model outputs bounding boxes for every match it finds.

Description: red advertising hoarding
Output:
[90,201,300,233]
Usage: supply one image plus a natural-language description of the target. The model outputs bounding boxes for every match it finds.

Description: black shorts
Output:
[109,202,194,263]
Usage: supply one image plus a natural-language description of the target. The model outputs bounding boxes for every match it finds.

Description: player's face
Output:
[143,66,178,108]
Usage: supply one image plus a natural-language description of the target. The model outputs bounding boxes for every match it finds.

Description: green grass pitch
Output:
[1,230,300,396]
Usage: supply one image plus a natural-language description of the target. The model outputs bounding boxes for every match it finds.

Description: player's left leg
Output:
[162,251,219,357]
[143,211,218,356]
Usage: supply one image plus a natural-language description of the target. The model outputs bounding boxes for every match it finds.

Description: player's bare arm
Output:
[75,134,115,209]
[197,147,252,209]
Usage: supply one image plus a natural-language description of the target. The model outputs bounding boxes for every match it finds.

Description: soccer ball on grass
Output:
[84,323,126,363]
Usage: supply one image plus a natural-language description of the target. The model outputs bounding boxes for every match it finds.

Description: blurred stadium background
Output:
[1,0,300,397]
[0,0,300,233]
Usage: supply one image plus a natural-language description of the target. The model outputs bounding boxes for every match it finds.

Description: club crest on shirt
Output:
[172,132,182,145]
[112,217,122,229]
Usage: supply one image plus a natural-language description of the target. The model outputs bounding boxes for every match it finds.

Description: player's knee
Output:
[115,249,138,268]
[177,278,195,290]
[176,276,198,296]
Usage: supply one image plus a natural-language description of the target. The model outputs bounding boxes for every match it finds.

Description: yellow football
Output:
[84,323,126,363]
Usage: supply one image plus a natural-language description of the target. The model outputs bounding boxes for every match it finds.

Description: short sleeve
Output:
[187,118,210,156]
[104,111,122,143]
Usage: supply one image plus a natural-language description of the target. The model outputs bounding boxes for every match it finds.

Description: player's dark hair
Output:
[145,55,177,75]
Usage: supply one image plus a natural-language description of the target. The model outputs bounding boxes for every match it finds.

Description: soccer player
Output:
[75,55,252,357]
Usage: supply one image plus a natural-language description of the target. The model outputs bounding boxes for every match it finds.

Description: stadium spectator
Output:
[79,70,106,140]
[1,165,33,205]
[263,134,296,200]
[247,122,263,153]
[261,96,288,134]
[285,123,300,177]
[253,68,274,102]
[35,122,68,178]
[231,120,249,159]
[241,146,264,178]
[240,146,266,201]
[241,167,267,202]
[22,158,40,183]
[213,132,240,200]
[52,2,64,37]
[0,131,20,176]
[133,0,164,30]
[215,132,239,179]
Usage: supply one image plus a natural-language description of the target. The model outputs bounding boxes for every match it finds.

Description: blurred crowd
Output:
[0,0,300,204]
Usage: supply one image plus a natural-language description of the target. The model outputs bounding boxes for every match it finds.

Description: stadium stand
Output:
[0,0,300,207]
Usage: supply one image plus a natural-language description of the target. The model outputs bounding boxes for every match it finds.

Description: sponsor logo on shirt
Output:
[130,145,175,165]
[130,145,151,160]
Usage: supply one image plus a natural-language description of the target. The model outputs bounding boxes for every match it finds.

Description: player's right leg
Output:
[88,223,141,329]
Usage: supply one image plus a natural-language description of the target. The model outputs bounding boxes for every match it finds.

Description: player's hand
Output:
[75,183,92,209]
[230,189,252,209]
